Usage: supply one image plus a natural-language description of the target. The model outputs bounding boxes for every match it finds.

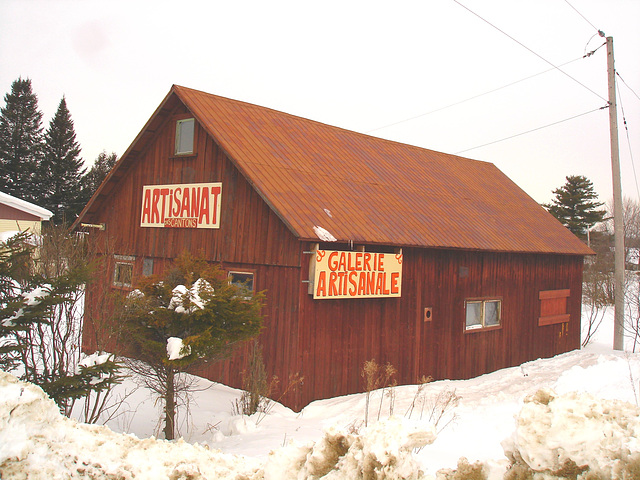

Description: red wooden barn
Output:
[75,85,592,410]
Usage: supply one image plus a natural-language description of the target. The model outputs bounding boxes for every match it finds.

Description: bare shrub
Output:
[625,271,640,352]
[361,359,397,427]
[405,375,433,418]
[231,344,304,426]
[405,377,460,435]
[232,341,272,416]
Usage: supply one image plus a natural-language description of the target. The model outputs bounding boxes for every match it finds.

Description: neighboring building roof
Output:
[77,85,593,256]
[0,191,53,221]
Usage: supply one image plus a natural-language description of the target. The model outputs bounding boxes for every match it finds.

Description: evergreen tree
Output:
[0,78,44,202]
[41,96,85,223]
[543,175,606,237]
[0,232,36,372]
[123,252,264,440]
[0,227,122,416]
[81,150,117,203]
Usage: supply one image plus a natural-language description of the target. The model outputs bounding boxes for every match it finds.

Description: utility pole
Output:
[607,36,625,351]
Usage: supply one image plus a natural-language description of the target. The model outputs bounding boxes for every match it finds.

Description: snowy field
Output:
[1,309,639,479]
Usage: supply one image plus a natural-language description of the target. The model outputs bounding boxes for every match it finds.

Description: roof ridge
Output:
[172,85,492,167]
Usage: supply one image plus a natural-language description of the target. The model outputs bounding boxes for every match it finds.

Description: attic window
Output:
[175,118,195,155]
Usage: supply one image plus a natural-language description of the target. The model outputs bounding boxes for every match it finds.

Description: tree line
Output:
[0,77,117,224]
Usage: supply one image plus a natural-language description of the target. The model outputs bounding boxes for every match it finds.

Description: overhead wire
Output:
[616,71,640,103]
[451,0,608,104]
[616,78,640,199]
[454,105,609,155]
[563,0,640,200]
[562,0,604,36]
[366,45,604,134]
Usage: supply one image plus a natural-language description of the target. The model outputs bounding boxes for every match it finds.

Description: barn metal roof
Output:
[77,85,593,255]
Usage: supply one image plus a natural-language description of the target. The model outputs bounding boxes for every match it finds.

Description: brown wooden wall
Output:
[82,103,302,404]
[85,103,299,267]
[82,102,585,411]
[290,244,584,409]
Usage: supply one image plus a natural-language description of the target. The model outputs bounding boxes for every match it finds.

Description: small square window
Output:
[113,262,133,287]
[142,258,154,276]
[228,271,254,293]
[465,299,501,330]
[175,118,195,155]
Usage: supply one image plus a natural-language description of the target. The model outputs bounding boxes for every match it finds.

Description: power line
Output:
[367,47,604,134]
[562,0,605,37]
[454,105,608,155]
[617,78,640,199]
[616,71,640,103]
[451,0,608,104]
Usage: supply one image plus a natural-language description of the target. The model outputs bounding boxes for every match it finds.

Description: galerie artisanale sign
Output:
[140,183,222,228]
[313,250,402,299]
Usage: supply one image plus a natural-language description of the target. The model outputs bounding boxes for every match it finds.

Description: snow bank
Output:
[502,388,640,479]
[260,417,435,480]
[0,370,438,479]
[0,371,259,479]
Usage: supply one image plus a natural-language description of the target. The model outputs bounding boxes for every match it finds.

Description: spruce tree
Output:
[41,96,85,223]
[543,175,606,237]
[81,150,118,203]
[0,78,44,202]
[123,252,264,440]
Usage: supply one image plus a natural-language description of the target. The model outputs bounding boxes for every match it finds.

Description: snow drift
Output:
[503,387,640,479]
[0,371,435,479]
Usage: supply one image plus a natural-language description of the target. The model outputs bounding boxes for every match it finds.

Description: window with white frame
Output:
[175,118,195,155]
[465,298,501,330]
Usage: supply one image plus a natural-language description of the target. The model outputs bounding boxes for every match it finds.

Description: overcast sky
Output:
[1,0,639,206]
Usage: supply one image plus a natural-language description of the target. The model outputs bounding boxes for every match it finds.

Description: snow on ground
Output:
[1,309,640,479]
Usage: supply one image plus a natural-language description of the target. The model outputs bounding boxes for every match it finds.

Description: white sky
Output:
[1,0,639,205]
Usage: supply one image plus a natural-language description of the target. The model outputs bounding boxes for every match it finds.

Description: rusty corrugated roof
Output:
[173,85,591,255]
[74,85,593,256]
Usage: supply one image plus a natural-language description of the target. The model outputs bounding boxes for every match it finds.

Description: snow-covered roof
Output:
[0,191,53,221]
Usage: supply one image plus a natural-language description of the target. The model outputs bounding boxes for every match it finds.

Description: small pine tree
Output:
[543,175,606,238]
[122,252,264,439]
[41,96,85,223]
[0,78,44,202]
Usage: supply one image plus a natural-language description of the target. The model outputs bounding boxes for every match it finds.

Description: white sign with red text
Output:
[140,183,222,229]
[313,250,402,299]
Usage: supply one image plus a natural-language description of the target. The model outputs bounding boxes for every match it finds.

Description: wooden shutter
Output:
[538,289,570,326]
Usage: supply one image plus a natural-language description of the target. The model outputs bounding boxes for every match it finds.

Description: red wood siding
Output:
[84,104,299,267]
[288,245,583,408]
